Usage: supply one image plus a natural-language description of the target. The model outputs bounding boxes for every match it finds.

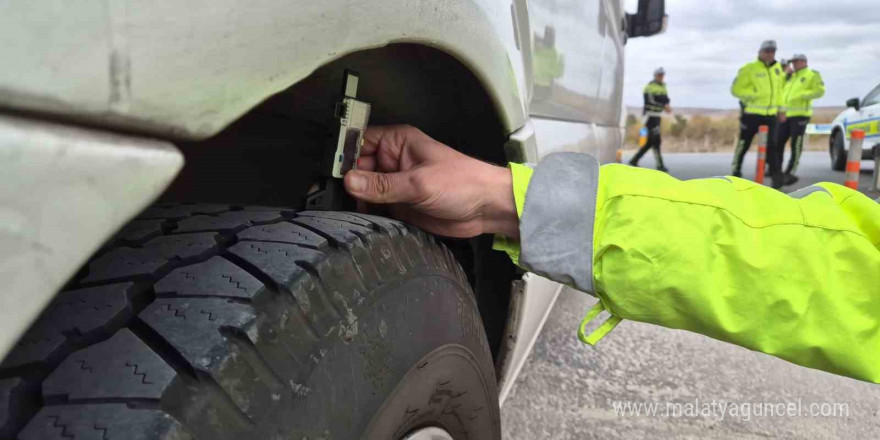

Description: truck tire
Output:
[0,204,500,440]
[831,130,847,171]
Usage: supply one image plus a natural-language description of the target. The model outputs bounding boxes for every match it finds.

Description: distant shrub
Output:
[670,115,687,137]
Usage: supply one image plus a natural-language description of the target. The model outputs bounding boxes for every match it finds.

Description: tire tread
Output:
[0,205,478,440]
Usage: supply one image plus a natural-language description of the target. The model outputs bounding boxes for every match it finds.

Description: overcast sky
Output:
[622,0,880,109]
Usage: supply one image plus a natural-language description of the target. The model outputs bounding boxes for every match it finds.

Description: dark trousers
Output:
[777,116,809,174]
[732,113,779,175]
[630,116,665,168]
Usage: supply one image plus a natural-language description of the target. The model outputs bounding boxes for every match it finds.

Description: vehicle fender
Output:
[0,115,183,360]
[0,0,527,139]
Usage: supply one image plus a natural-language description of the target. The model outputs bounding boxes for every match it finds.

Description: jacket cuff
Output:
[519,153,599,293]
[491,163,534,265]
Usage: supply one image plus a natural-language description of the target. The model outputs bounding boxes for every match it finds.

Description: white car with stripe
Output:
[829,82,880,170]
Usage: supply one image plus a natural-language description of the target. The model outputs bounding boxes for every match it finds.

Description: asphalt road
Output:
[501,151,880,440]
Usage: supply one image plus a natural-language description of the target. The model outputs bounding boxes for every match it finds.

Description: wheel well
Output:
[159,43,517,364]
[161,43,509,206]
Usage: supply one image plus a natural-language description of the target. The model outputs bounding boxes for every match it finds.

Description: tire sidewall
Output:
[831,131,847,170]
[285,273,500,440]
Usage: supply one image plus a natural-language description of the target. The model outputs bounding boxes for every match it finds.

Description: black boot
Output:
[771,172,785,189]
[784,173,799,186]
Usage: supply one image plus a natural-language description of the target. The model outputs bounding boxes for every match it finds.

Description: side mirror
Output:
[846,97,861,111]
[626,0,667,39]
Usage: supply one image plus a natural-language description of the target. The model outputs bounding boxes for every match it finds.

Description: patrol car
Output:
[829,82,880,171]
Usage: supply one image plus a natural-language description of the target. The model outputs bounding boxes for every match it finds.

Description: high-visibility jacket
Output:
[731,59,785,116]
[496,152,880,383]
[782,67,825,118]
[643,81,669,117]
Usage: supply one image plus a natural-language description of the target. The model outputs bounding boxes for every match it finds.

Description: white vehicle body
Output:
[830,82,880,160]
[0,0,658,406]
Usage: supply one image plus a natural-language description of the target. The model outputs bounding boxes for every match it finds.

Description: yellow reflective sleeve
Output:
[593,164,880,383]
[802,71,825,101]
[491,163,534,265]
[578,301,623,345]
[730,66,754,102]
[510,162,533,216]
[773,66,785,108]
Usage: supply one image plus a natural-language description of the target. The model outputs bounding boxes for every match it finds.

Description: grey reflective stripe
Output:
[788,185,831,199]
[790,135,804,173]
[732,138,747,171]
[645,111,664,117]
[519,153,599,294]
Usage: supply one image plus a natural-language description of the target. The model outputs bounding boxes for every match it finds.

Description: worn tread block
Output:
[116,219,167,243]
[143,232,220,261]
[140,299,256,367]
[156,256,265,300]
[139,204,229,220]
[297,211,374,228]
[82,248,172,284]
[175,211,283,233]
[241,205,293,212]
[347,212,408,236]
[0,377,32,437]
[19,404,191,440]
[43,329,176,401]
[291,216,373,248]
[139,299,274,420]
[238,222,327,249]
[1,283,137,370]
[227,242,323,288]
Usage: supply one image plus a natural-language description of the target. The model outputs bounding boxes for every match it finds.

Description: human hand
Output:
[778,112,787,123]
[664,104,672,113]
[343,125,519,238]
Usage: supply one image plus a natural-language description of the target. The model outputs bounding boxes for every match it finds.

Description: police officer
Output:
[344,124,880,384]
[629,67,671,172]
[778,53,825,185]
[731,40,786,188]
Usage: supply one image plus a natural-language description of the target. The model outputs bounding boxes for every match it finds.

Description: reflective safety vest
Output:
[731,59,785,116]
[496,153,880,384]
[782,67,825,118]
[643,81,669,117]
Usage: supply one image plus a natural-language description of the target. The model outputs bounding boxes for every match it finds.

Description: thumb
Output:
[344,170,418,204]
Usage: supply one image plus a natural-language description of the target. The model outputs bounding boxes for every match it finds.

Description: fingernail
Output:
[348,173,366,192]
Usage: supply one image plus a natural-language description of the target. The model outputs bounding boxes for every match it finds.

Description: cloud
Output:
[623,0,880,109]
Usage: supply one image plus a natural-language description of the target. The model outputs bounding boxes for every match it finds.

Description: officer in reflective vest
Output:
[629,67,671,172]
[343,124,880,385]
[778,53,825,186]
[730,40,786,188]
